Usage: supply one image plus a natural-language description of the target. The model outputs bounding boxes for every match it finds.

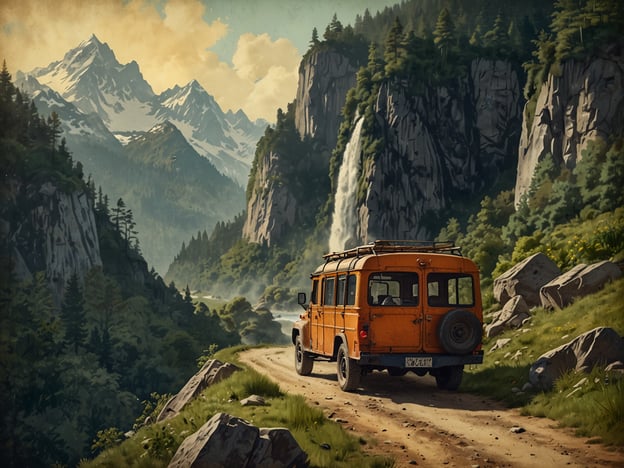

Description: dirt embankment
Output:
[239,346,624,468]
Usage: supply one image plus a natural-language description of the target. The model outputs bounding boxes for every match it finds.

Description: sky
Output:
[0,0,398,122]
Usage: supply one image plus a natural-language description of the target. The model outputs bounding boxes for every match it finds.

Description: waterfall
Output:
[328,117,364,253]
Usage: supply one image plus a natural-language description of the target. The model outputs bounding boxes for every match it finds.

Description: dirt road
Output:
[239,346,624,467]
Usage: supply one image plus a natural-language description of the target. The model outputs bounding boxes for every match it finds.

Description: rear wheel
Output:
[337,342,360,391]
[434,365,463,390]
[294,335,313,376]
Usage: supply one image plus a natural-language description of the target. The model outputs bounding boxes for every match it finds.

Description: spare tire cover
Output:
[438,309,482,355]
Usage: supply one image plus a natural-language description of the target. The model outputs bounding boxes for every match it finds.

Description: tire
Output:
[435,365,463,390]
[438,310,482,355]
[294,335,313,376]
[336,342,360,391]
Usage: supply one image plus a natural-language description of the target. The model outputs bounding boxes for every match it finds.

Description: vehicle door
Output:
[367,272,423,353]
[320,276,336,355]
[423,271,476,353]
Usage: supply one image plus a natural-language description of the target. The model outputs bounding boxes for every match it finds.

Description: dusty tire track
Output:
[239,346,624,467]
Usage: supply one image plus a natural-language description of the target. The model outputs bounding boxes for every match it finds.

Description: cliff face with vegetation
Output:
[243,48,362,246]
[358,58,521,242]
[515,43,624,206]
[6,181,102,302]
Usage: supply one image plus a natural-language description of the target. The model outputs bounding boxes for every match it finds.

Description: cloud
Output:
[0,0,301,122]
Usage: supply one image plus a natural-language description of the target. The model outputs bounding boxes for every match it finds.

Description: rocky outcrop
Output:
[168,412,308,468]
[529,327,624,390]
[294,49,360,151]
[540,260,622,310]
[358,59,521,242]
[242,150,297,246]
[156,360,240,423]
[515,43,624,206]
[5,181,102,302]
[493,253,561,307]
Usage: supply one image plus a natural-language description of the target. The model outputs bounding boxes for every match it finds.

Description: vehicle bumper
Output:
[358,351,484,368]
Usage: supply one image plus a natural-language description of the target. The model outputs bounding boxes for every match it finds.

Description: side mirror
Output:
[297,292,307,310]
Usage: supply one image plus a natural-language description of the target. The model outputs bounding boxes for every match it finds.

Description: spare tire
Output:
[438,310,482,355]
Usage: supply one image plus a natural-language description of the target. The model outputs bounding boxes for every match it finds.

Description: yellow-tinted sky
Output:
[0,0,397,122]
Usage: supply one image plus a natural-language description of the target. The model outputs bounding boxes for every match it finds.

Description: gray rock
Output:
[540,261,622,309]
[168,412,308,468]
[529,327,624,390]
[157,360,240,422]
[485,295,531,338]
[493,253,561,307]
[240,395,266,407]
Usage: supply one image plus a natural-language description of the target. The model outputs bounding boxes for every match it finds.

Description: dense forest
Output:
[0,64,284,466]
[166,0,624,308]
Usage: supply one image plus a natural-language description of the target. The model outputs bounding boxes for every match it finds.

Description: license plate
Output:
[405,357,432,367]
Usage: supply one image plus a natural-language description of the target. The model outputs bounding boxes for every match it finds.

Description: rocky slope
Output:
[515,42,624,206]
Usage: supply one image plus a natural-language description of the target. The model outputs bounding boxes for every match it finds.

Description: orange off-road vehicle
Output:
[292,240,484,391]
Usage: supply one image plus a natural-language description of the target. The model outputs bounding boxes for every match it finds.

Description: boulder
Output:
[493,253,561,307]
[157,360,240,422]
[529,327,624,390]
[485,295,531,338]
[540,261,622,309]
[168,412,308,468]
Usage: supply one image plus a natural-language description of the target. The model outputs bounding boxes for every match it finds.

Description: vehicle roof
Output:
[312,240,479,276]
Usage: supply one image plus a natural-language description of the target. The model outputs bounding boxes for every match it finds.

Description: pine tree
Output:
[433,8,455,61]
[47,111,62,156]
[310,27,319,46]
[61,274,87,354]
[384,17,406,76]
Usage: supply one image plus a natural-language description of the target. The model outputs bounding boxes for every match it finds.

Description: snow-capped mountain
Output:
[16,72,121,148]
[154,80,263,184]
[29,35,158,132]
[23,34,266,186]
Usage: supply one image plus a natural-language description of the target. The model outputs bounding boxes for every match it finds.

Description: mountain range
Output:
[15,35,267,273]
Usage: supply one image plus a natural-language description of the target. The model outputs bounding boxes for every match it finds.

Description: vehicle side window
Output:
[346,275,357,306]
[427,273,474,307]
[323,277,335,306]
[336,275,346,305]
[310,279,318,304]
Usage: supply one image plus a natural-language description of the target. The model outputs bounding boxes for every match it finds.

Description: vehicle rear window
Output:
[368,272,419,306]
[427,273,474,307]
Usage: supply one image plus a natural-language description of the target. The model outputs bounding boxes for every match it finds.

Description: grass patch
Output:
[81,352,393,468]
[463,277,624,445]
[522,367,624,445]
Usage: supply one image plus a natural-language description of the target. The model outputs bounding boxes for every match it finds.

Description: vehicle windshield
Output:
[368,272,419,306]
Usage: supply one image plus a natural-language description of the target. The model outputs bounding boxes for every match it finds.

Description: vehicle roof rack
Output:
[323,240,462,261]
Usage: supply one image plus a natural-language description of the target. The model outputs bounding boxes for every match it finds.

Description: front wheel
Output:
[294,335,313,376]
[434,365,463,390]
[337,342,360,391]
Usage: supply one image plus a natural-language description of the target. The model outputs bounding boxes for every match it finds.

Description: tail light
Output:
[359,325,369,339]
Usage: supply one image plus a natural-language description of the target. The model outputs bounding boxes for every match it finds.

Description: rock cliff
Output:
[242,150,296,246]
[4,181,102,303]
[243,49,360,245]
[294,49,360,149]
[357,59,522,242]
[515,43,624,206]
